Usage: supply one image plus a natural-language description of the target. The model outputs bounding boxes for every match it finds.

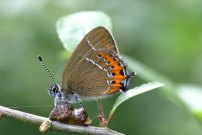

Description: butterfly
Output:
[38,26,134,126]
[47,26,134,105]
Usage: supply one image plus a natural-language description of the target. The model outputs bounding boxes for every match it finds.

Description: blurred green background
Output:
[0,0,202,135]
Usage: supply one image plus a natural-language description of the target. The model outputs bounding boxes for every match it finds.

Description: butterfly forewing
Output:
[61,26,130,100]
[63,27,118,73]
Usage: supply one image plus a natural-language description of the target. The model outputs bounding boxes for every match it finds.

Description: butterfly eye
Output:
[52,84,59,94]
[48,84,59,97]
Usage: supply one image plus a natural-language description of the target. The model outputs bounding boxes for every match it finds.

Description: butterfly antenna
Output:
[38,55,56,84]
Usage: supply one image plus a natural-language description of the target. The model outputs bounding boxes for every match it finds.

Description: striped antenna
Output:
[38,55,56,84]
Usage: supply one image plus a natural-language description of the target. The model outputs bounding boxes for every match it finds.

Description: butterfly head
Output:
[48,84,70,107]
[48,84,60,97]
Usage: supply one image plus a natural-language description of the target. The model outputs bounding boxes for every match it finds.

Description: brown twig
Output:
[0,105,124,135]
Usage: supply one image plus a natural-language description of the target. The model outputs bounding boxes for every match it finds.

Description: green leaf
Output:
[122,54,181,105]
[56,11,112,53]
[194,111,202,124]
[177,84,202,117]
[122,54,173,85]
[109,82,164,117]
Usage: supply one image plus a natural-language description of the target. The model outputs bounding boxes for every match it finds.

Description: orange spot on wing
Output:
[111,83,122,87]
[113,75,125,79]
[104,87,120,94]
[99,51,128,95]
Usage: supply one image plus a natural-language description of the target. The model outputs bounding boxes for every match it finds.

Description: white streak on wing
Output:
[85,57,102,70]
[85,57,112,78]
[85,57,112,94]
[86,38,96,51]
[104,68,112,78]
[103,86,111,94]
[85,57,90,61]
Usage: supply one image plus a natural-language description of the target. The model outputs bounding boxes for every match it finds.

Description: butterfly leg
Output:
[54,92,68,107]
[97,98,108,126]
[72,93,83,108]
[72,93,88,120]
